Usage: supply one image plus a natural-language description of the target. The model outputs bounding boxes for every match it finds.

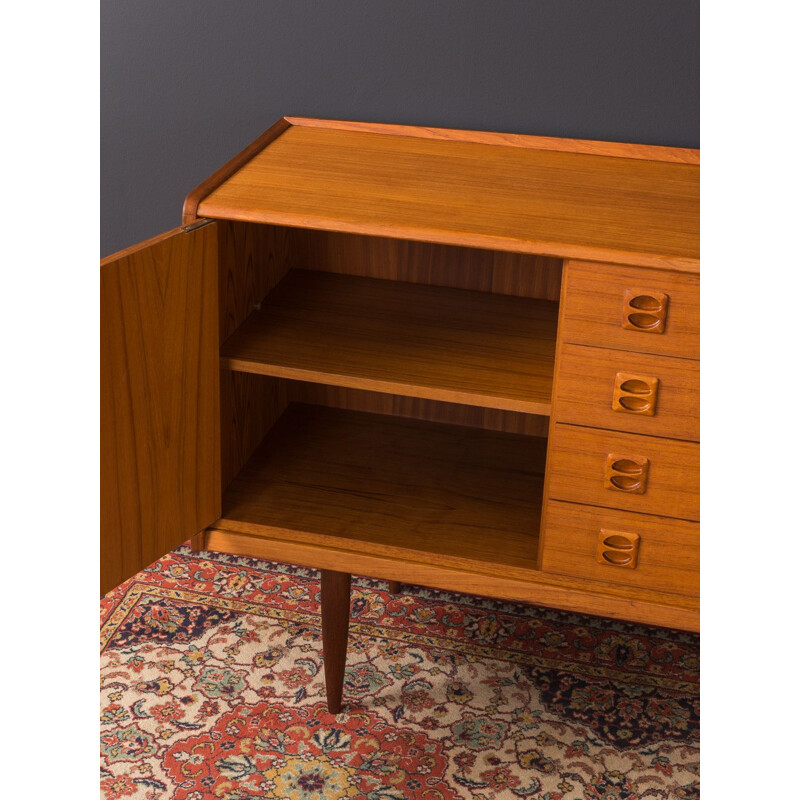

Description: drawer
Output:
[541,500,699,597]
[561,260,699,360]
[555,343,699,442]
[547,424,699,521]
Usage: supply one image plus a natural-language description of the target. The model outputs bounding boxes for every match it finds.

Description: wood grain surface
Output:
[216,220,295,490]
[220,371,288,492]
[288,228,563,301]
[290,383,551,437]
[182,117,292,225]
[561,260,700,359]
[202,527,699,631]
[320,570,352,714]
[197,122,699,271]
[554,344,700,442]
[217,221,295,345]
[540,500,699,598]
[535,270,572,570]
[101,223,220,595]
[547,424,699,521]
[221,270,559,414]
[108,121,701,634]
[286,117,701,164]
[217,404,547,575]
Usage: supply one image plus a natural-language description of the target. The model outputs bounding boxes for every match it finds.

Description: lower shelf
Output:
[207,402,699,631]
[216,403,547,575]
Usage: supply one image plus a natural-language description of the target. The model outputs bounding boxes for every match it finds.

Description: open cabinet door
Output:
[101,222,220,595]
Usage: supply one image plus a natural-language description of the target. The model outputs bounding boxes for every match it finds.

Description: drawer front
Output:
[555,343,699,442]
[541,500,699,596]
[561,260,699,360]
[548,424,699,521]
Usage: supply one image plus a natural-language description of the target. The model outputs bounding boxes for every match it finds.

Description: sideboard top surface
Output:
[191,117,699,272]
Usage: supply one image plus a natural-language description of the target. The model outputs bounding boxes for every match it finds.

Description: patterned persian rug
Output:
[100,544,699,799]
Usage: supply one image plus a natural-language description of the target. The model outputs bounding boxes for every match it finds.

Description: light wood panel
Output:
[536,269,573,569]
[217,221,294,345]
[216,221,295,490]
[101,223,220,595]
[221,270,559,415]
[561,260,700,359]
[220,372,288,492]
[286,117,701,164]
[290,384,550,437]
[548,424,700,521]
[197,120,699,271]
[540,500,699,598]
[217,404,547,574]
[555,344,700,442]
[289,228,563,300]
[200,528,699,631]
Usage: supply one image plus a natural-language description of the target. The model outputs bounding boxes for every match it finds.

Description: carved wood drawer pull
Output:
[604,453,649,494]
[612,373,659,416]
[622,289,669,333]
[596,530,640,569]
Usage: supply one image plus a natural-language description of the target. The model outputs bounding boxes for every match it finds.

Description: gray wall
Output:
[101,0,699,257]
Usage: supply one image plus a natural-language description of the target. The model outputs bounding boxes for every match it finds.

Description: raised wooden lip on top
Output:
[182,116,700,273]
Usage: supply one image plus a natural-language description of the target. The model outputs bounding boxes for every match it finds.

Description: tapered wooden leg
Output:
[320,569,351,714]
[388,581,401,593]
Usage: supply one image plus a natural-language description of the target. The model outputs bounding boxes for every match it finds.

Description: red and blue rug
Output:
[100,544,699,799]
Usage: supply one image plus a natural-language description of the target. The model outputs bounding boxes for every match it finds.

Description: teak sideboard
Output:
[101,117,699,713]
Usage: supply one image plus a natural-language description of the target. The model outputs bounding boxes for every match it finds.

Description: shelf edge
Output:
[220,358,553,417]
[196,205,700,273]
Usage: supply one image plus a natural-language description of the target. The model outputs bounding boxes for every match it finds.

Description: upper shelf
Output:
[221,269,558,415]
[187,117,700,272]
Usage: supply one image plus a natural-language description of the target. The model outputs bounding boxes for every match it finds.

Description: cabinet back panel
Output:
[290,383,550,437]
[287,228,563,301]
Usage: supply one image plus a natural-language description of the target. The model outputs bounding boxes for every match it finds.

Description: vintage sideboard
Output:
[101,117,699,712]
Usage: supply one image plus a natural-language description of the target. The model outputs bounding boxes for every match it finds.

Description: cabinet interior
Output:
[215,220,563,576]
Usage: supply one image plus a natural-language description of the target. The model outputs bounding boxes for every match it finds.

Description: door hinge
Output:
[182,218,214,233]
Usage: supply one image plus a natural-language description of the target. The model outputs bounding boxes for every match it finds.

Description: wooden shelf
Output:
[216,404,546,576]
[221,270,558,415]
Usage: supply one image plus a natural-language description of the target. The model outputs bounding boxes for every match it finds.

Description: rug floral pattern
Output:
[101,545,699,799]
